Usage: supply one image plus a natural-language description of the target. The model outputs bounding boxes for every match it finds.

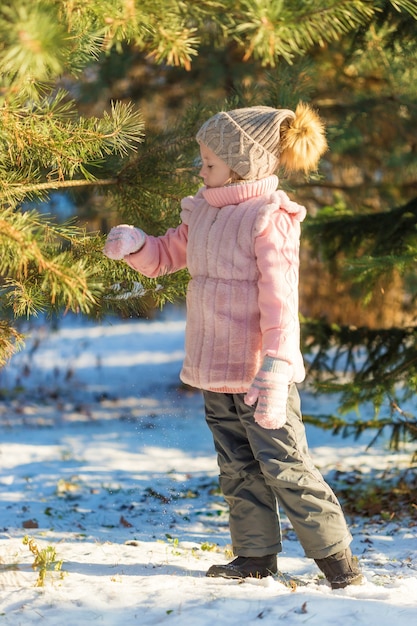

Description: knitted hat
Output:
[196,106,296,180]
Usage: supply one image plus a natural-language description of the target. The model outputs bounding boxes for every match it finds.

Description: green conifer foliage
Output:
[298,4,417,450]
[1,1,417,457]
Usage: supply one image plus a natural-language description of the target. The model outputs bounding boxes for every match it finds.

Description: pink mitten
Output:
[244,356,289,429]
[103,225,146,260]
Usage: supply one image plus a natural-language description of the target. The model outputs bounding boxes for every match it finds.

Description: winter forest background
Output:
[0,2,417,617]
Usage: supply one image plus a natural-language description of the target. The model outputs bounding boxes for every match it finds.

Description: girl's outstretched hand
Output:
[244,356,289,429]
[103,225,146,260]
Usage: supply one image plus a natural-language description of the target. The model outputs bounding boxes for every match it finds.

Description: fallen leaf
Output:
[22,519,38,529]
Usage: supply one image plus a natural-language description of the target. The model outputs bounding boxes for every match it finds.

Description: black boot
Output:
[206,554,277,579]
[315,547,364,589]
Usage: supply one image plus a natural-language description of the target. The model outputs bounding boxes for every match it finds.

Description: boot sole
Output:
[330,572,365,589]
[206,565,277,579]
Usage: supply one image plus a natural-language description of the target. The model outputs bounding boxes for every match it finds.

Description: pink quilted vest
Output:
[125,176,306,392]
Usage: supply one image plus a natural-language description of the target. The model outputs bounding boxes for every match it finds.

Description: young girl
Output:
[103,104,363,589]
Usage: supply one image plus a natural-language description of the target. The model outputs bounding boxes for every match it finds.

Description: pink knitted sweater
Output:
[125,175,306,392]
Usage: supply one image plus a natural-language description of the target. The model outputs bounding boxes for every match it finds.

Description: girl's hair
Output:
[228,171,244,184]
[279,102,328,174]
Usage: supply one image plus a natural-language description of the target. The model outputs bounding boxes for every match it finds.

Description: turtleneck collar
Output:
[201,175,279,208]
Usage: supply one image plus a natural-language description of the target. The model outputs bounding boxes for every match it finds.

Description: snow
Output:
[0,305,416,625]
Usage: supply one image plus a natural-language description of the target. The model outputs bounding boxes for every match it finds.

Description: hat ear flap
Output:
[279,103,327,173]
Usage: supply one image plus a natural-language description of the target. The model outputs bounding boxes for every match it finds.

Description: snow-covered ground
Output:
[0,305,416,625]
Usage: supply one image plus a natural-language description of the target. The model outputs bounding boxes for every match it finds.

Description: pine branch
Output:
[105,103,209,230]
[232,0,376,65]
[0,94,144,204]
[0,0,401,91]
[303,198,417,301]
[301,316,417,454]
[302,318,417,407]
[0,321,25,368]
[0,2,72,86]
[0,210,102,319]
[388,0,417,20]
[7,177,117,196]
[303,408,417,451]
[304,198,417,260]
[73,233,189,318]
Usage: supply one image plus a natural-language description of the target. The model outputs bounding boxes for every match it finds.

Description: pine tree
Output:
[298,3,417,454]
[1,0,417,463]
[0,0,394,364]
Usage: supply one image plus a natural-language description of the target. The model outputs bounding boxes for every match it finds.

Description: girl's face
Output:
[199,144,231,188]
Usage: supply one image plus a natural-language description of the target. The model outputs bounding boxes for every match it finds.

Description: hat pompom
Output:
[279,103,327,173]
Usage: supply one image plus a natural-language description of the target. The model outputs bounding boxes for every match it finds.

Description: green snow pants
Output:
[203,384,352,560]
